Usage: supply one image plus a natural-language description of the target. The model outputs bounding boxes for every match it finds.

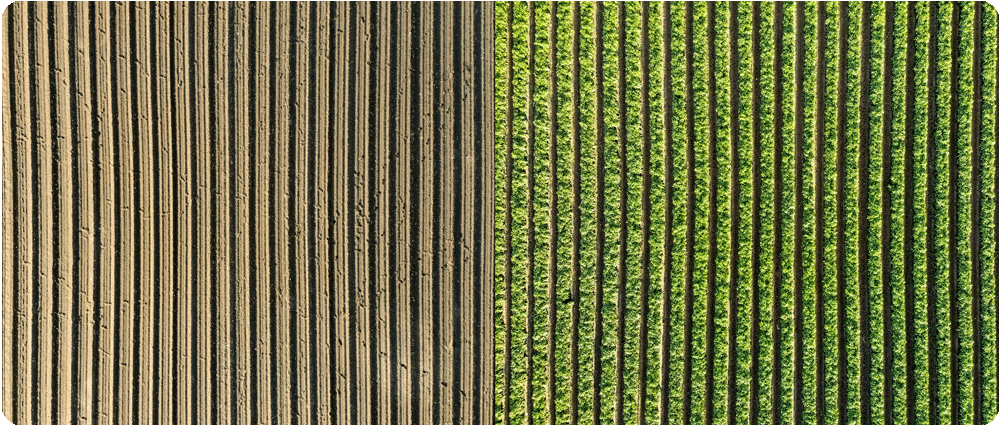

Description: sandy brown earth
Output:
[2,2,494,424]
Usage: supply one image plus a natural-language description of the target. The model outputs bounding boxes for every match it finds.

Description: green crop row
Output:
[932,4,953,423]
[910,3,931,424]
[819,3,840,424]
[733,4,755,422]
[957,4,976,424]
[842,4,864,423]
[981,2,999,418]
[665,3,688,423]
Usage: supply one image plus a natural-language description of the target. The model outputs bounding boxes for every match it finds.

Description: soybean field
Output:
[495,2,999,424]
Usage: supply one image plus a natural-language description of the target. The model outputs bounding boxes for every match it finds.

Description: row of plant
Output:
[908,3,931,424]
[980,3,999,418]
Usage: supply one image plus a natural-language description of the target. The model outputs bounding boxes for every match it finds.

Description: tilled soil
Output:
[2,2,494,424]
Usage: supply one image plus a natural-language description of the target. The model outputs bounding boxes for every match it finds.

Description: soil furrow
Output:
[747,5,762,423]
[658,4,673,424]
[417,4,435,421]
[524,4,537,422]
[682,4,695,422]
[387,4,401,424]
[369,5,381,420]
[768,5,785,425]
[391,5,412,423]
[834,3,850,422]
[208,4,229,421]
[546,4,559,424]
[591,4,606,423]
[613,3,628,425]
[725,5,740,424]
[923,4,941,423]
[244,4,258,422]
[812,5,827,422]
[791,4,805,422]
[856,4,873,421]
[704,4,718,423]
[432,5,447,421]
[746,3,762,423]
[901,4,917,424]
[637,3,651,424]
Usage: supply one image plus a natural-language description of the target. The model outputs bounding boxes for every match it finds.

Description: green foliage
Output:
[734,3,755,421]
[957,5,976,423]
[911,3,931,423]
[820,4,841,423]
[495,2,998,424]
[667,4,688,422]
[933,5,954,423]
[980,2,999,418]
